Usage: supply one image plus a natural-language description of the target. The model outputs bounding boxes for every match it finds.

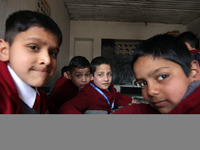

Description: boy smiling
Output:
[0,10,62,114]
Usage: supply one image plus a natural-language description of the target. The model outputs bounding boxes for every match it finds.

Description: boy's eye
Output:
[107,73,112,76]
[157,74,168,81]
[29,45,39,50]
[137,81,147,87]
[85,73,91,77]
[49,51,58,57]
[98,74,103,77]
[76,74,82,78]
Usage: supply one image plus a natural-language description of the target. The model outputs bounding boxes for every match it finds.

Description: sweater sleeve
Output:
[50,79,78,108]
[114,92,132,107]
[113,104,160,114]
[57,89,90,114]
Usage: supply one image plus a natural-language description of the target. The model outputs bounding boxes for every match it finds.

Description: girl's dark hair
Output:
[90,56,110,75]
[68,56,90,73]
[5,10,62,46]
[131,34,193,77]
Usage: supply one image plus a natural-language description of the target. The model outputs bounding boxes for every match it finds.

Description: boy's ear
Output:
[90,74,94,81]
[189,60,200,81]
[63,72,69,79]
[0,39,9,62]
[185,42,192,50]
[67,71,71,79]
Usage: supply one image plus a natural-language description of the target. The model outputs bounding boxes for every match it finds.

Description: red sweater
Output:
[190,49,200,54]
[50,79,79,108]
[0,61,55,114]
[58,82,132,114]
[54,76,67,89]
[113,85,200,114]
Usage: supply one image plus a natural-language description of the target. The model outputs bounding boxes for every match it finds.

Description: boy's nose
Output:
[147,82,159,96]
[104,75,109,81]
[39,51,51,65]
[82,76,86,82]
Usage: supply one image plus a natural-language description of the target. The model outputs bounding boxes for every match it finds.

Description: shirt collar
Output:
[7,65,37,108]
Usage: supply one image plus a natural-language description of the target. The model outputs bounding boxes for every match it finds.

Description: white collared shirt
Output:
[7,65,37,108]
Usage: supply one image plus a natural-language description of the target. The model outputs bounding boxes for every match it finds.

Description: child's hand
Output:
[129,99,139,105]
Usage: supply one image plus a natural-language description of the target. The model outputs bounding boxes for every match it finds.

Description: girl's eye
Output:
[157,74,168,81]
[29,45,39,51]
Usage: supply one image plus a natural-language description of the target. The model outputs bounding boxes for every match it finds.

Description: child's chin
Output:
[29,81,46,87]
[155,107,172,114]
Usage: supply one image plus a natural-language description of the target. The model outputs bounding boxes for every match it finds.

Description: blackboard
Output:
[101,39,142,85]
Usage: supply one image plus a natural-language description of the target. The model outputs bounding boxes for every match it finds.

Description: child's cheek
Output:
[141,88,149,101]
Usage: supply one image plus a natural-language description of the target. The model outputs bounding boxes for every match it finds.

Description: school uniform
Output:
[190,49,200,55]
[50,79,79,108]
[0,61,55,114]
[113,81,200,114]
[54,76,67,89]
[57,81,132,114]
[190,49,200,65]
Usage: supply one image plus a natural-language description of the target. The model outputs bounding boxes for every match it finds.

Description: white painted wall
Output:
[0,0,7,38]
[69,21,186,61]
[187,17,200,40]
[0,0,70,87]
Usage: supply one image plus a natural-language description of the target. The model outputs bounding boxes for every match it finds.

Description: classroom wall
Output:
[69,21,186,62]
[0,0,70,87]
[187,17,200,41]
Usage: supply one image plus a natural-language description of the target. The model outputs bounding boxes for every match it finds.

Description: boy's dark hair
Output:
[68,56,90,73]
[177,31,199,49]
[131,34,193,77]
[61,66,69,76]
[90,56,110,75]
[5,10,62,46]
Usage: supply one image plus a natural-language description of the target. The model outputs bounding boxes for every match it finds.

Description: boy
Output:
[54,65,69,89]
[50,56,91,108]
[113,34,200,114]
[177,31,200,65]
[58,56,133,114]
[177,31,199,52]
[0,10,62,114]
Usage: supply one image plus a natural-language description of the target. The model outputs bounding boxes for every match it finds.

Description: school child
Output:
[58,56,133,114]
[177,31,200,65]
[54,65,69,89]
[50,56,91,108]
[113,34,200,114]
[0,10,62,114]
